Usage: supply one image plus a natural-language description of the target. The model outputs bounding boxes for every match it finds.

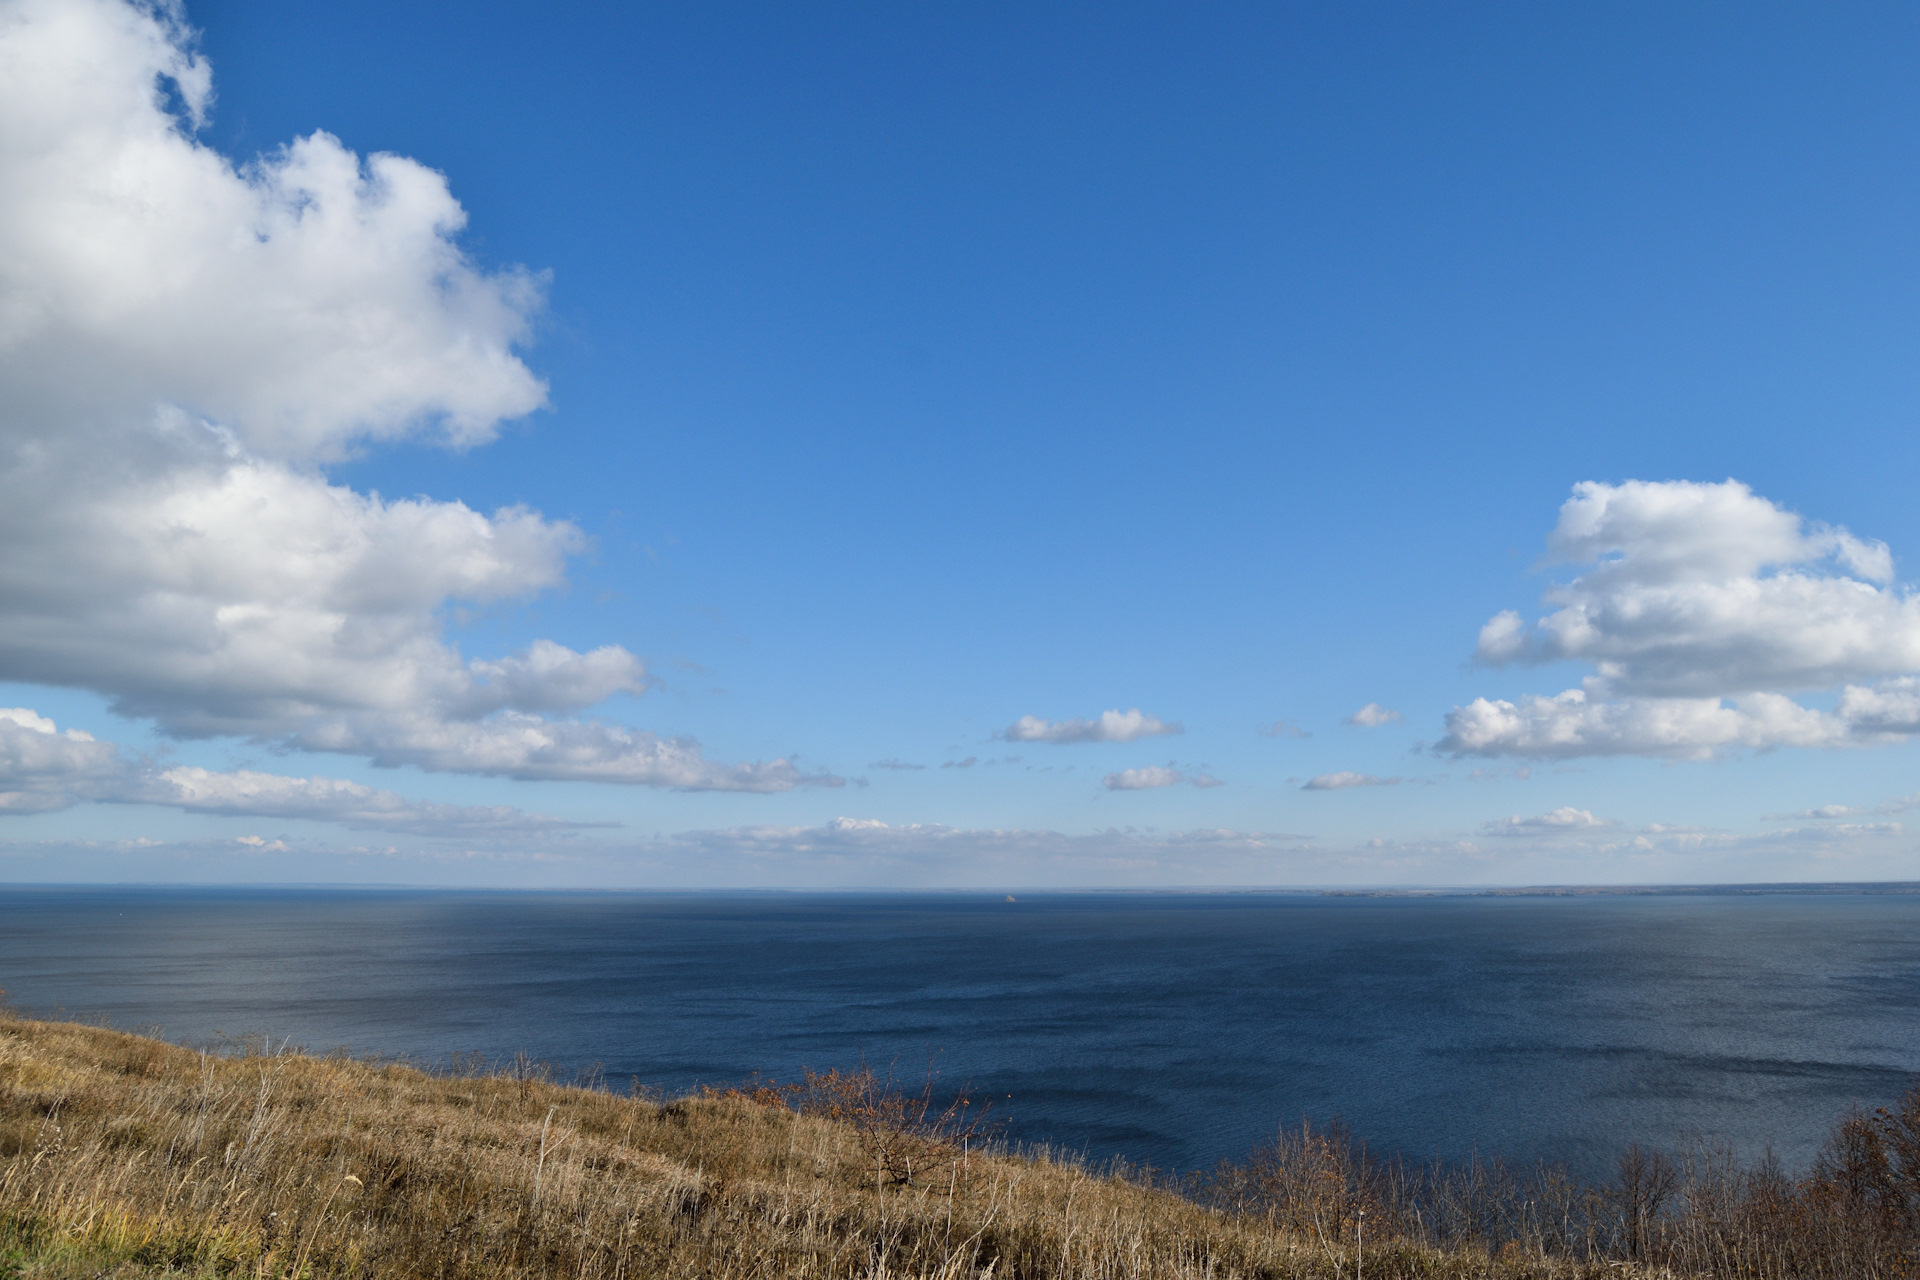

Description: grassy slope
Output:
[0,1014,1637,1279]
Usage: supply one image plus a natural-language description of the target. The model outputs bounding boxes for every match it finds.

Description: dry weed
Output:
[0,1013,1640,1279]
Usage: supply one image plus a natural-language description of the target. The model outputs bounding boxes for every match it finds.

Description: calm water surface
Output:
[0,888,1915,1179]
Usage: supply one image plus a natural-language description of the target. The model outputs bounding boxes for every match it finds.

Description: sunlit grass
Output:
[0,1010,1910,1278]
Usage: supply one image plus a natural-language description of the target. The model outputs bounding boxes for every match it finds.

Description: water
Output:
[0,886,1915,1180]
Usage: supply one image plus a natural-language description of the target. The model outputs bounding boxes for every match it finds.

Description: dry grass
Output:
[0,1013,1637,1280]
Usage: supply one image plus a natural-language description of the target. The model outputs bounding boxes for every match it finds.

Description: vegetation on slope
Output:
[0,1011,1914,1278]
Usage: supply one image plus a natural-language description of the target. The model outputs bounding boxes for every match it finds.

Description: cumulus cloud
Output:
[0,707,597,835]
[1441,687,1854,760]
[0,0,811,791]
[1476,480,1908,696]
[1302,771,1397,791]
[1259,720,1311,738]
[1449,480,1920,759]
[1002,708,1181,744]
[1480,807,1609,835]
[1100,764,1223,790]
[0,707,129,812]
[1346,703,1402,728]
[1833,679,1920,735]
[0,0,545,461]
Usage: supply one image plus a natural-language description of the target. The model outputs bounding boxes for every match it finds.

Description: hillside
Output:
[0,1012,1648,1279]
[2,1011,1913,1278]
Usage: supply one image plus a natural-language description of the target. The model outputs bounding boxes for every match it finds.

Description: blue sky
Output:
[4,0,1920,886]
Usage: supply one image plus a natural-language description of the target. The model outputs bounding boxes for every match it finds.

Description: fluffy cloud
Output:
[0,707,595,835]
[1450,480,1920,759]
[1480,807,1609,835]
[1302,771,1397,791]
[0,0,545,460]
[1002,708,1181,744]
[1441,687,1854,760]
[1475,479,1909,696]
[1100,765,1223,790]
[1833,679,1920,735]
[0,707,128,812]
[0,0,812,790]
[1346,703,1402,728]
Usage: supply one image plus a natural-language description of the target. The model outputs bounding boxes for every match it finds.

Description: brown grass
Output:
[0,1013,1641,1280]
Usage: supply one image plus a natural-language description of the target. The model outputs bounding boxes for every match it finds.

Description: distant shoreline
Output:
[2,879,1919,895]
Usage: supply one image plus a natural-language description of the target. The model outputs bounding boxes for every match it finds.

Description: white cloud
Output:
[291,712,831,790]
[1103,765,1182,790]
[1302,771,1397,791]
[0,707,129,811]
[1100,764,1223,790]
[1833,678,1920,734]
[1258,720,1311,738]
[0,0,811,791]
[1441,687,1853,760]
[1477,481,1911,693]
[1480,807,1609,836]
[0,707,603,836]
[145,767,610,837]
[1003,708,1181,744]
[1766,788,1920,822]
[1766,803,1865,820]
[0,0,544,461]
[1452,480,1920,759]
[1346,703,1402,727]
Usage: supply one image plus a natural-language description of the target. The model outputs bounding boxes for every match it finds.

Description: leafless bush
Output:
[708,1061,992,1187]
[1201,1083,1920,1280]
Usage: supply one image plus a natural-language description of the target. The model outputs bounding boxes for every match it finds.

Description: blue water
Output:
[0,887,1915,1180]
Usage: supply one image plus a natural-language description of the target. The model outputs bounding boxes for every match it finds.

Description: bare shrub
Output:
[709,1061,990,1188]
